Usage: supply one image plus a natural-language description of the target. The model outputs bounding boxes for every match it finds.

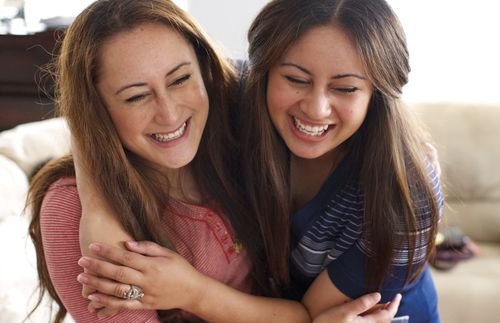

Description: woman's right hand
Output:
[314,293,401,323]
[77,241,207,315]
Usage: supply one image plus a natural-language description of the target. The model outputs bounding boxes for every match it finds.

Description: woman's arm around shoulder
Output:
[40,179,160,322]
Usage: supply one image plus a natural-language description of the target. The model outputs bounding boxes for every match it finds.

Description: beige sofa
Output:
[413,103,500,323]
[0,103,499,322]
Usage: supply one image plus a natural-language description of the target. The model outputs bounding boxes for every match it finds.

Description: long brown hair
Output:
[241,0,440,291]
[27,0,262,321]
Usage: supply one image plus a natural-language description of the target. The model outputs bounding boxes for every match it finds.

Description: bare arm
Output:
[72,136,131,316]
[78,241,398,323]
[72,136,132,255]
[78,241,311,323]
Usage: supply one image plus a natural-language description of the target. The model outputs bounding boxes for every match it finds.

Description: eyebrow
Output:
[115,61,192,95]
[280,62,366,80]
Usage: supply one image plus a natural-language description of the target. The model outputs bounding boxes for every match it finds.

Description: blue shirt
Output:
[287,151,443,323]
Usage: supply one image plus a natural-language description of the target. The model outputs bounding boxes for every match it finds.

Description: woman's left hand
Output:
[77,241,206,317]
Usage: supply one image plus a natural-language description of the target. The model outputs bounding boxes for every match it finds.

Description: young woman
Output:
[239,0,443,321]
[27,0,290,321]
[28,0,397,322]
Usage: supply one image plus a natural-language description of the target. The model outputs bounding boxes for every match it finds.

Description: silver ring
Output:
[123,284,144,300]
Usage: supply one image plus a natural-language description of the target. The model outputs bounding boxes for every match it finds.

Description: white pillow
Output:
[0,118,70,176]
[0,155,28,221]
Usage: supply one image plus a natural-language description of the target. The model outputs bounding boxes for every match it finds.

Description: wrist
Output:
[184,270,210,312]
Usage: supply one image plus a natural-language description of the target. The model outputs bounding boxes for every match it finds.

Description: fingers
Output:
[384,293,401,317]
[78,256,142,285]
[348,292,382,315]
[88,243,147,271]
[88,299,105,313]
[95,305,122,320]
[87,293,144,311]
[78,272,135,300]
[125,240,175,258]
[363,293,402,323]
[82,284,96,299]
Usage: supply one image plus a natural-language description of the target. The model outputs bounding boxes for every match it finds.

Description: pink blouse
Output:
[40,177,253,322]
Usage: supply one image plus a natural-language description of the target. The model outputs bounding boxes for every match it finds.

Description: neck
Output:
[290,148,346,212]
[164,166,203,205]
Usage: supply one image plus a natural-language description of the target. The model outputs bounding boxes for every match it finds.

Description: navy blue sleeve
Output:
[326,243,408,303]
[327,244,440,323]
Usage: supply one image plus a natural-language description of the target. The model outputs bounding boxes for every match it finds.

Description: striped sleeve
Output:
[327,160,443,300]
[40,178,160,323]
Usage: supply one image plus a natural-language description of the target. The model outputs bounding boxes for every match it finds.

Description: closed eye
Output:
[125,94,148,103]
[171,74,191,86]
[335,87,358,93]
[285,75,310,85]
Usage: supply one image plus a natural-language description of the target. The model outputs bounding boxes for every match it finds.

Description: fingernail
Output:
[126,241,138,247]
[77,273,89,283]
[89,243,101,252]
[78,257,90,267]
[88,294,98,301]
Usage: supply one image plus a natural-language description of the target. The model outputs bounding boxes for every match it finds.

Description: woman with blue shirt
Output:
[238,0,443,321]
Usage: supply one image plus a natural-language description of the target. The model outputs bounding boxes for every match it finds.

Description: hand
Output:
[76,241,206,317]
[313,293,401,323]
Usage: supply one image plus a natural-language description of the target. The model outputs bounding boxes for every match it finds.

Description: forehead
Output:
[97,22,197,78]
[280,25,364,72]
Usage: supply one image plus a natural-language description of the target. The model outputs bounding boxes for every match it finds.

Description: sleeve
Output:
[40,179,160,323]
[326,161,444,303]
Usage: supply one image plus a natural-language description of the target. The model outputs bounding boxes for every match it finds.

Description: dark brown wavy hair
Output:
[27,0,263,322]
[241,0,440,292]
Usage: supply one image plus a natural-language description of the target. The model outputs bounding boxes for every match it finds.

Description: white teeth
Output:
[293,117,329,136]
[150,122,187,142]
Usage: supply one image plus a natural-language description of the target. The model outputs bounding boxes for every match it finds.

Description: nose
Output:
[154,93,180,125]
[299,89,332,120]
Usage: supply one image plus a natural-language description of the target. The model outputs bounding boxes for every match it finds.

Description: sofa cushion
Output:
[0,118,70,176]
[432,242,500,323]
[0,155,28,221]
[444,201,500,243]
[412,103,500,243]
[412,103,500,201]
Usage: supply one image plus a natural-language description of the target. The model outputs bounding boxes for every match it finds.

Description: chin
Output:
[290,148,325,160]
[160,154,197,169]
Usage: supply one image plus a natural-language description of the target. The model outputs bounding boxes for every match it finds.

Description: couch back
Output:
[412,103,500,242]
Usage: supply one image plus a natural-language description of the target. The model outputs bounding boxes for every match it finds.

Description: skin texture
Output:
[97,23,209,172]
[77,241,401,323]
[267,25,373,162]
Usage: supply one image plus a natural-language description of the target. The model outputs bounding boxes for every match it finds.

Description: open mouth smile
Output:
[293,116,330,137]
[149,120,188,143]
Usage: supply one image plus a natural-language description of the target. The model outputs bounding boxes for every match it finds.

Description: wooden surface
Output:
[0,30,61,130]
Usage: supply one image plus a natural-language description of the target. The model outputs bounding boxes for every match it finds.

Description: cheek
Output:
[108,109,147,143]
[337,96,370,125]
[183,79,209,116]
[267,78,296,122]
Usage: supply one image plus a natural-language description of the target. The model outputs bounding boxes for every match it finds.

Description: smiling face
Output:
[267,25,373,161]
[96,22,209,170]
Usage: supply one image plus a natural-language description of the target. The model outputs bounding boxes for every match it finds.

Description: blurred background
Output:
[1,0,499,103]
[0,1,499,323]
